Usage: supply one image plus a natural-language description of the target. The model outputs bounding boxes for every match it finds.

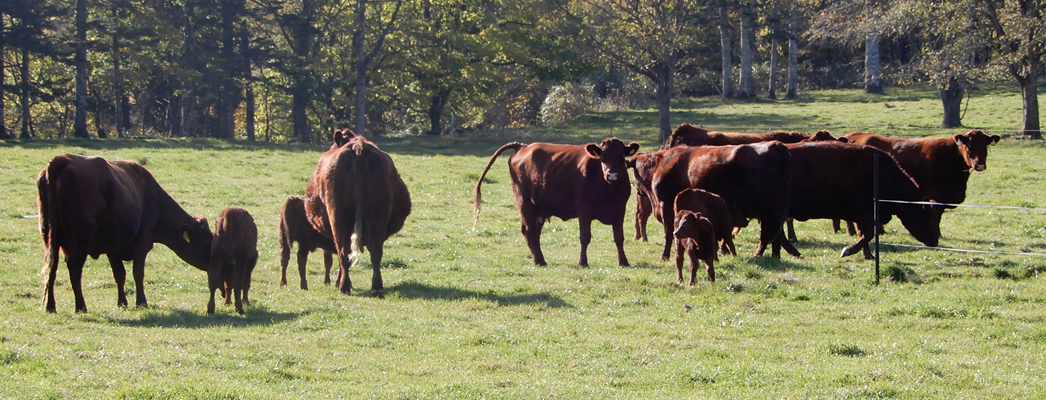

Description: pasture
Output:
[2,87,1046,398]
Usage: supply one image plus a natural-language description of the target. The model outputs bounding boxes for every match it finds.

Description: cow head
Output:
[176,216,214,270]
[586,138,640,184]
[954,129,1000,172]
[896,203,941,248]
[332,129,359,148]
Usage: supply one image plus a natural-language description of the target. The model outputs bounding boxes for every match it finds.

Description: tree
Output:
[767,0,781,99]
[73,0,89,138]
[737,0,756,99]
[719,0,735,99]
[784,0,799,99]
[352,0,401,137]
[0,11,8,140]
[980,0,1044,139]
[563,0,709,143]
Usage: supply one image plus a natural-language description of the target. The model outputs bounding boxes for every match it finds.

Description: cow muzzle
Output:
[606,172,619,182]
[974,163,986,171]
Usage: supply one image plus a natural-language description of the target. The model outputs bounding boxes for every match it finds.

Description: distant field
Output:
[1,86,1045,398]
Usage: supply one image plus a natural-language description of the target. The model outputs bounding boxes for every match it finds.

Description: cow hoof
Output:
[840,247,858,257]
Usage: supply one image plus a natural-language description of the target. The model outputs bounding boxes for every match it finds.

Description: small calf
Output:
[278,197,336,290]
[673,210,719,285]
[673,188,740,257]
[208,207,258,315]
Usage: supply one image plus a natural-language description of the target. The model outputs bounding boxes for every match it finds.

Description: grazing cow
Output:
[304,129,412,297]
[651,142,797,260]
[628,151,665,242]
[473,138,641,266]
[279,196,335,290]
[781,141,940,258]
[37,154,213,313]
[843,129,1001,209]
[674,188,740,257]
[673,210,718,285]
[666,123,810,147]
[208,207,258,315]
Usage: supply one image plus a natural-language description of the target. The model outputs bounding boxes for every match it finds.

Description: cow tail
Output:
[472,142,525,228]
[349,141,367,259]
[277,204,291,266]
[38,159,65,285]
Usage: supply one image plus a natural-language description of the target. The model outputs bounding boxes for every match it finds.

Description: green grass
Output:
[1,85,1045,398]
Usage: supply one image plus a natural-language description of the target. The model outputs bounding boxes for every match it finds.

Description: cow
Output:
[473,138,641,266]
[843,129,1001,210]
[666,123,810,147]
[650,142,797,260]
[36,154,213,313]
[781,141,940,259]
[673,210,719,285]
[786,129,853,241]
[208,207,258,315]
[628,151,665,242]
[278,196,335,290]
[674,188,740,257]
[304,129,412,297]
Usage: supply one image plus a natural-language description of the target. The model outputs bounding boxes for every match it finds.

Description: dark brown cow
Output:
[304,129,412,297]
[473,138,640,266]
[651,142,796,260]
[674,188,740,257]
[666,123,810,147]
[843,130,1000,209]
[628,151,665,242]
[37,154,213,313]
[279,196,335,290]
[782,141,940,258]
[673,210,718,285]
[208,207,258,315]
[786,129,852,241]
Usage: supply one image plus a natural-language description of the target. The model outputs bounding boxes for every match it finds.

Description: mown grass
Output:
[1,85,1045,398]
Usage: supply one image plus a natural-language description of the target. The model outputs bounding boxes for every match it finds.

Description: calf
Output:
[279,196,335,290]
[673,210,719,285]
[674,188,740,257]
[208,207,258,315]
[667,123,810,147]
[628,151,665,242]
[473,138,641,266]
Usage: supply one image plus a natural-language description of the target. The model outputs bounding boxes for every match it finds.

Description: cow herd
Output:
[34,123,999,314]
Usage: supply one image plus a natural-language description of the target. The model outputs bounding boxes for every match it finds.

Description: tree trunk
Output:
[767,0,779,100]
[170,82,182,137]
[291,0,314,143]
[183,91,197,137]
[73,0,90,138]
[656,59,675,144]
[738,2,756,99]
[354,0,367,136]
[242,21,255,141]
[292,92,310,143]
[785,4,799,100]
[865,35,884,94]
[426,87,451,135]
[219,0,240,140]
[0,14,8,140]
[719,0,734,99]
[20,48,31,139]
[1017,60,1042,139]
[112,2,125,138]
[939,77,964,128]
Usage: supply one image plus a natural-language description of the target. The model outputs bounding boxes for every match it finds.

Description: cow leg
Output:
[131,256,148,308]
[243,252,257,306]
[279,242,291,287]
[336,253,354,295]
[703,257,716,284]
[688,248,699,286]
[369,245,385,299]
[67,253,89,313]
[841,221,875,259]
[674,240,685,283]
[322,251,333,285]
[297,247,310,290]
[577,218,593,267]
[521,214,547,266]
[207,263,223,315]
[660,202,675,261]
[611,220,629,267]
[786,219,797,243]
[848,221,857,236]
[722,236,737,257]
[107,255,129,307]
[43,253,60,313]
[232,258,245,314]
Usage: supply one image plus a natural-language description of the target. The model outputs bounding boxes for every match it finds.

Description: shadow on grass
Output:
[743,254,814,271]
[109,306,304,328]
[388,280,572,308]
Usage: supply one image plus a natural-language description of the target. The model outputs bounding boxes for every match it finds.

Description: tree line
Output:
[1,0,1042,143]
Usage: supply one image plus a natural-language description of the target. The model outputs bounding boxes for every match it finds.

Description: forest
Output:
[1,0,1043,143]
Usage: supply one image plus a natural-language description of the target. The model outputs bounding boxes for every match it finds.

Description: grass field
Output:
[1,86,1045,398]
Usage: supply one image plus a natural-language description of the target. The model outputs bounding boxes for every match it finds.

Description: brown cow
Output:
[279,196,335,290]
[674,188,740,257]
[843,129,1000,209]
[781,141,940,258]
[651,142,797,260]
[673,210,718,285]
[208,207,258,315]
[304,129,411,297]
[628,151,665,242]
[666,123,810,147]
[786,129,853,241]
[37,154,213,313]
[473,138,640,266]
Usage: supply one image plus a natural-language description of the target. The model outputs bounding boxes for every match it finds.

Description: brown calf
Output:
[279,196,335,290]
[673,211,719,285]
[208,207,258,315]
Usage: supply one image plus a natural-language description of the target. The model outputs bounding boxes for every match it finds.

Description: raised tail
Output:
[472,142,525,228]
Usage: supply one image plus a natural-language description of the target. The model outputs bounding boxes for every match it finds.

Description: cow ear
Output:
[333,129,345,147]
[953,134,965,147]
[989,135,1001,145]
[182,231,191,243]
[627,141,641,156]
[585,143,602,158]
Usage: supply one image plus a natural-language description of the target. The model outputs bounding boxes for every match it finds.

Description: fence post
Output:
[874,153,880,285]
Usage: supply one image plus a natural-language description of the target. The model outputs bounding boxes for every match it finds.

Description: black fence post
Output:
[874,153,880,285]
